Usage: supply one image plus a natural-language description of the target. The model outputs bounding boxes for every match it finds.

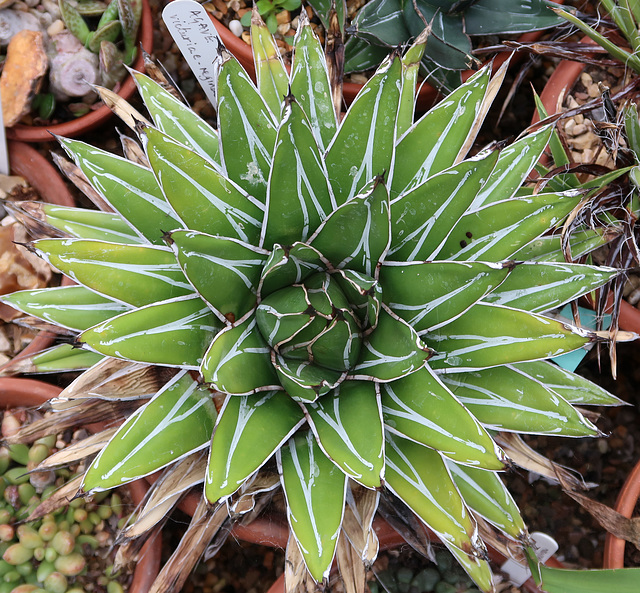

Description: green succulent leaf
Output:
[381,365,505,469]
[272,355,344,402]
[381,260,511,332]
[262,98,335,247]
[310,178,390,277]
[442,365,599,436]
[511,228,609,263]
[278,430,347,582]
[445,544,494,593]
[384,432,477,552]
[306,381,384,487]
[132,71,220,165]
[117,0,140,64]
[217,55,277,202]
[27,344,105,374]
[142,126,263,244]
[59,0,91,44]
[447,462,526,539]
[201,316,280,394]
[259,243,327,298]
[88,19,121,53]
[344,37,393,74]
[1,285,130,331]
[169,230,268,323]
[83,371,216,491]
[426,303,593,371]
[398,29,427,137]
[464,0,563,35]
[34,239,192,307]
[333,269,382,327]
[206,391,304,501]
[349,0,409,47]
[325,56,402,205]
[80,295,221,368]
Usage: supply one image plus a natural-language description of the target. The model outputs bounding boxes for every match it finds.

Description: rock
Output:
[0,8,41,45]
[48,30,99,100]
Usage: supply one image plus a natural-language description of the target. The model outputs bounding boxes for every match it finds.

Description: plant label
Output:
[162,0,222,108]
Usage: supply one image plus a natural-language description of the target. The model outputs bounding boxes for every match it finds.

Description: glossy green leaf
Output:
[34,239,192,307]
[290,22,337,151]
[398,29,427,137]
[143,127,263,245]
[206,391,304,500]
[391,67,490,197]
[511,228,609,263]
[384,432,477,551]
[262,99,335,247]
[436,192,582,261]
[349,0,408,46]
[58,137,181,245]
[483,262,619,313]
[201,316,279,394]
[1,285,130,331]
[442,365,598,436]
[217,55,277,202]
[59,0,91,44]
[311,178,390,277]
[389,151,499,261]
[278,430,347,581]
[334,268,381,327]
[83,371,216,491]
[381,260,511,332]
[28,344,104,373]
[42,204,143,244]
[512,361,622,406]
[447,462,525,539]
[445,543,493,593]
[81,295,220,368]
[272,355,343,402]
[465,0,563,34]
[381,366,504,469]
[426,303,593,371]
[344,36,392,74]
[169,230,268,322]
[352,308,431,381]
[133,71,220,165]
[251,16,288,117]
[88,19,121,52]
[306,381,384,487]
[325,56,401,205]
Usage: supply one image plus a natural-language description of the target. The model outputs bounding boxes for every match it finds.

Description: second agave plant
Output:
[1,11,627,593]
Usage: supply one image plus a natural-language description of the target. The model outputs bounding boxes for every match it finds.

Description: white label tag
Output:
[500,531,559,587]
[162,0,222,108]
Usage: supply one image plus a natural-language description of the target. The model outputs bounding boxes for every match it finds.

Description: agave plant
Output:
[0,11,626,593]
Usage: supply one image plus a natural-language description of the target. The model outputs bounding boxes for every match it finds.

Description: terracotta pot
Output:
[0,377,162,592]
[5,0,154,143]
[603,457,640,568]
[0,141,76,370]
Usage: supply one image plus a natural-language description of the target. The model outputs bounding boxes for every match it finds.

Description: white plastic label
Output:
[500,531,559,587]
[162,0,222,107]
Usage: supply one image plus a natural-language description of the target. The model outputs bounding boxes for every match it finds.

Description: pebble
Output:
[46,18,63,36]
[229,19,243,37]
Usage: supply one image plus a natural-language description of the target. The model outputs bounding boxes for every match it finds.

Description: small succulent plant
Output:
[308,0,563,92]
[0,11,625,593]
[240,0,301,35]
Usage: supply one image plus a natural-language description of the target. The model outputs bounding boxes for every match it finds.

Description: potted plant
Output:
[0,11,628,593]
[2,0,153,143]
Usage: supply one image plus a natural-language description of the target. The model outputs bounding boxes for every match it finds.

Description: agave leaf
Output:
[3,344,104,375]
[278,430,347,582]
[132,71,220,165]
[391,67,491,197]
[445,543,493,593]
[80,295,221,368]
[26,475,84,522]
[217,54,277,202]
[389,151,500,261]
[272,355,344,402]
[251,12,288,117]
[442,365,598,436]
[206,391,304,501]
[334,269,382,327]
[512,361,623,406]
[324,56,402,205]
[201,316,279,393]
[398,29,427,138]
[465,0,563,34]
[41,204,143,244]
[169,230,268,323]
[1,286,130,331]
[381,365,505,469]
[306,381,384,487]
[261,99,335,247]
[34,239,192,307]
[142,127,263,245]
[381,260,511,332]
[447,461,525,540]
[436,192,582,261]
[343,37,392,74]
[349,0,408,47]
[426,303,593,372]
[83,371,217,491]
[310,178,390,277]
[512,228,610,263]
[290,19,337,151]
[384,432,477,551]
[58,137,181,245]
[483,262,619,313]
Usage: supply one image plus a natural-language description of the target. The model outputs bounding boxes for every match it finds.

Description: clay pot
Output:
[603,458,640,568]
[5,0,154,142]
[0,377,162,591]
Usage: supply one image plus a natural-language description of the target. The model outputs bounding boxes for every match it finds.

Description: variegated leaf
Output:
[272,355,344,402]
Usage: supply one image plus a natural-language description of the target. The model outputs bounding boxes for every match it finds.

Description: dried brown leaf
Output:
[285,533,322,593]
[51,153,113,212]
[38,427,117,470]
[26,474,83,521]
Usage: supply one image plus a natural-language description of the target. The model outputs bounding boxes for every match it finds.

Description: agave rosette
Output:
[2,15,623,593]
